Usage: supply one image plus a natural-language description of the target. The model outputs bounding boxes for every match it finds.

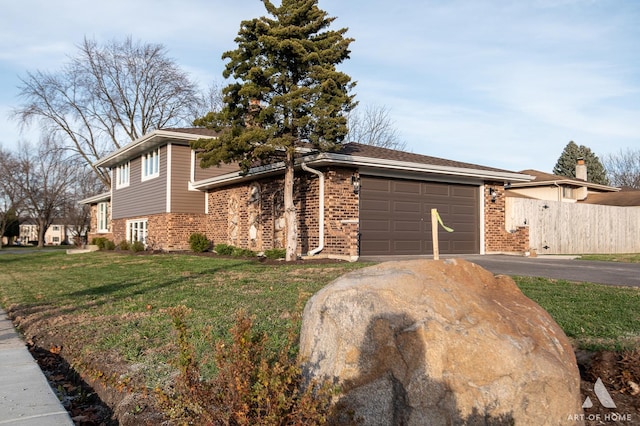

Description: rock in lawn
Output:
[299,259,583,425]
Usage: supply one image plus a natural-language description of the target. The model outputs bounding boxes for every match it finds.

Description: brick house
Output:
[82,128,534,259]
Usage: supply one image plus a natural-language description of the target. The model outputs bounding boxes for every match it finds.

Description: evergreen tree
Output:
[2,208,20,244]
[192,0,356,261]
[553,141,609,185]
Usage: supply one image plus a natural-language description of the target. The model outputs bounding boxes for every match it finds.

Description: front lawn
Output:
[1,251,639,421]
[579,253,640,263]
[0,251,366,385]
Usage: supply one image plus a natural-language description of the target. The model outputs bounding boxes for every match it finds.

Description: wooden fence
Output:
[505,198,640,254]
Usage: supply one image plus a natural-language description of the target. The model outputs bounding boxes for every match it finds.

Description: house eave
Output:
[79,192,111,205]
[509,179,620,192]
[94,129,216,168]
[191,151,533,191]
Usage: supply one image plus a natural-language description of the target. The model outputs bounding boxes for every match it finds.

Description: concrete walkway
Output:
[0,308,73,425]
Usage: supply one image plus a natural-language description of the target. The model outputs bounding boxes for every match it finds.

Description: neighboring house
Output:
[83,128,536,259]
[507,159,620,202]
[18,219,79,245]
[504,163,640,254]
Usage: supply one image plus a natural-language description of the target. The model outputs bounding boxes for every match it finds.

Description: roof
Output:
[579,188,640,206]
[337,143,516,174]
[94,128,218,168]
[192,142,533,190]
[510,169,620,193]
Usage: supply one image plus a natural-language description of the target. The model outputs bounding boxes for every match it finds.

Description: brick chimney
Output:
[576,158,587,181]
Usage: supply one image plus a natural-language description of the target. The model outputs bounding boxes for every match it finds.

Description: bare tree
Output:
[346,104,406,150]
[602,148,640,189]
[7,137,79,248]
[204,80,226,115]
[62,166,104,246]
[0,147,24,249]
[14,36,203,187]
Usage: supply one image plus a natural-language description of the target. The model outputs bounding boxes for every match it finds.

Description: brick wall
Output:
[112,213,209,251]
[206,167,359,257]
[484,183,529,253]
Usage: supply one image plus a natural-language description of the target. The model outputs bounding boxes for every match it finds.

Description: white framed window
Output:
[97,202,109,233]
[116,162,130,188]
[562,186,575,199]
[127,219,148,244]
[141,148,160,181]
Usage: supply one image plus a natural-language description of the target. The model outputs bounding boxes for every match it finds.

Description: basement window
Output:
[127,219,148,244]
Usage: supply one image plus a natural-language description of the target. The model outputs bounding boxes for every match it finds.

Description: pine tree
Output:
[192,0,356,261]
[553,141,609,185]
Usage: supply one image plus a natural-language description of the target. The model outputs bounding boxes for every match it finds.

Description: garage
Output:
[359,176,480,256]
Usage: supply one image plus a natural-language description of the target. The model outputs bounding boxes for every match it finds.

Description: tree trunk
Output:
[284,150,298,261]
[37,220,47,248]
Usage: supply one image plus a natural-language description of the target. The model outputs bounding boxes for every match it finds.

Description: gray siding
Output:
[170,145,206,213]
[194,157,239,181]
[112,146,168,219]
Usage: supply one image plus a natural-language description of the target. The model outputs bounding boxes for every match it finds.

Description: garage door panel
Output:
[360,219,390,232]
[393,181,422,194]
[394,240,423,253]
[424,183,450,196]
[394,221,421,232]
[360,176,479,255]
[394,201,421,214]
[360,199,390,214]
[451,186,476,197]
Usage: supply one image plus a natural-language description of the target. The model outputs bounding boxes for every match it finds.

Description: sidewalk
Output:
[0,308,73,425]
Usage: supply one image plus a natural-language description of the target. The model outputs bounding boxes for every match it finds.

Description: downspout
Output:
[301,162,324,256]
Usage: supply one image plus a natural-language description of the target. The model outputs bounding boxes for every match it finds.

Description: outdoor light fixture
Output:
[489,188,498,202]
[351,175,361,194]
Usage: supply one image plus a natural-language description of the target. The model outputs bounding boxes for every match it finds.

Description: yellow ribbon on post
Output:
[434,209,454,233]
[431,208,454,260]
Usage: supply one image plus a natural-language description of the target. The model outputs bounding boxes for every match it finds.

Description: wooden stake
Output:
[431,208,439,260]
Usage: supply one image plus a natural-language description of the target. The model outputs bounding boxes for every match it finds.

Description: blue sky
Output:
[1,0,638,173]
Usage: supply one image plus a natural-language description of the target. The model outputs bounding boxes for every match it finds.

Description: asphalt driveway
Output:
[460,255,639,287]
[360,254,640,287]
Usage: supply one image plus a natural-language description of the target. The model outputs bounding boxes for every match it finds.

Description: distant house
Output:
[504,161,640,254]
[18,219,79,245]
[506,159,620,203]
[83,128,537,258]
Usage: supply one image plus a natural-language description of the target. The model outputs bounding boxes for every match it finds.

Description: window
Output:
[116,162,130,188]
[562,186,575,199]
[127,219,148,245]
[52,226,59,231]
[142,148,160,180]
[97,202,109,233]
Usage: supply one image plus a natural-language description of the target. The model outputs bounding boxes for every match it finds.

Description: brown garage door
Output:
[359,176,480,256]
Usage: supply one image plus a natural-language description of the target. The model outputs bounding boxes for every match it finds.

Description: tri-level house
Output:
[83,128,535,259]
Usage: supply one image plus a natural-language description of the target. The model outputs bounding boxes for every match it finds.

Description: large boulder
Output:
[299,259,583,425]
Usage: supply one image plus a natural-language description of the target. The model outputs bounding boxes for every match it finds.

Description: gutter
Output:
[300,162,324,256]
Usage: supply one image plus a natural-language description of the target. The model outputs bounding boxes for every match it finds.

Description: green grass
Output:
[515,276,640,351]
[578,253,640,263]
[0,251,367,385]
[0,251,638,390]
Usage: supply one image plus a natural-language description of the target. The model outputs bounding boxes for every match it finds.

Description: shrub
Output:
[130,241,145,252]
[188,233,210,253]
[231,247,256,258]
[118,240,130,251]
[158,307,339,425]
[264,248,286,260]
[91,237,109,249]
[214,243,234,256]
[103,240,116,251]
